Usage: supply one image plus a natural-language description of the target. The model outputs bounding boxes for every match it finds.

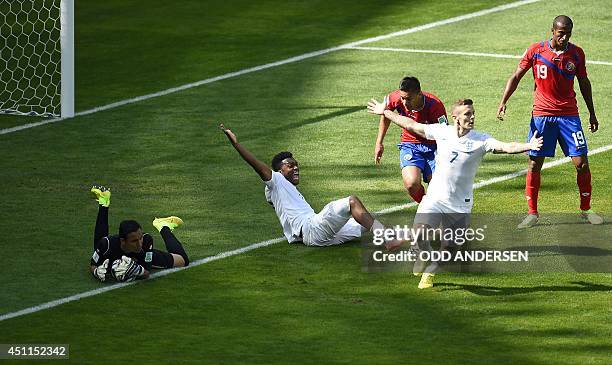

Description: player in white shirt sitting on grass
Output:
[220,124,402,248]
[367,98,543,289]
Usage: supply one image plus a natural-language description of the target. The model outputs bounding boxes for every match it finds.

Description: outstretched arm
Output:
[497,66,529,120]
[492,131,543,154]
[367,99,427,139]
[577,76,599,132]
[219,124,272,181]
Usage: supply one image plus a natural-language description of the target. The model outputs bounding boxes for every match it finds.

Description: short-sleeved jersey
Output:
[90,233,154,271]
[423,124,499,213]
[264,171,315,243]
[384,90,448,144]
[519,40,587,117]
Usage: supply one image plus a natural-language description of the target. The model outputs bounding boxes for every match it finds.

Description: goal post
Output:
[60,0,74,118]
[0,0,74,118]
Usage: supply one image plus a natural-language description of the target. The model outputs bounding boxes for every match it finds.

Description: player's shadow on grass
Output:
[281,105,363,130]
[436,281,612,296]
[309,163,398,180]
[506,245,612,256]
[530,220,612,227]
[242,105,364,141]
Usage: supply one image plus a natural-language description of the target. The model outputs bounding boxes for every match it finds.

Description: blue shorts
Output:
[528,116,588,157]
[397,142,436,182]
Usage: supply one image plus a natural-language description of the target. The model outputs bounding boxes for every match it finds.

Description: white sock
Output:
[424,262,439,274]
[370,219,385,233]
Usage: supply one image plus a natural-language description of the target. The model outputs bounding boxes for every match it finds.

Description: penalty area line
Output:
[0,0,541,136]
[1,142,610,323]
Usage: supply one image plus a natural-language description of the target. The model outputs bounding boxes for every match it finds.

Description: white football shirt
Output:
[423,124,499,212]
[264,171,315,243]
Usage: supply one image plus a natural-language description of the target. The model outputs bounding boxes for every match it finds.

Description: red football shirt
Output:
[519,40,587,117]
[384,90,447,144]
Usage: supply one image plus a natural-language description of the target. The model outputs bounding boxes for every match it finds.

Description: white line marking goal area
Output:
[1,143,611,323]
[347,46,612,66]
[0,0,541,136]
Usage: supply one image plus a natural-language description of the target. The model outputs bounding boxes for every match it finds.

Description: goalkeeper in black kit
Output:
[89,186,190,283]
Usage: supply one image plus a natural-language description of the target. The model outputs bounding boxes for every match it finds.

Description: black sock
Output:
[93,205,109,248]
[160,226,189,266]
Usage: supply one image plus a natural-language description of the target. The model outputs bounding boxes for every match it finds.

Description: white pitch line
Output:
[1,142,610,323]
[0,237,286,322]
[351,46,521,60]
[348,46,612,66]
[0,0,541,136]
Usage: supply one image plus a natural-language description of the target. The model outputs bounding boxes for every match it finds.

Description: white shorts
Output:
[302,197,365,246]
[413,196,470,233]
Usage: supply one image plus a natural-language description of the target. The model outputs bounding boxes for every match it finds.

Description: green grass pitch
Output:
[0,0,610,364]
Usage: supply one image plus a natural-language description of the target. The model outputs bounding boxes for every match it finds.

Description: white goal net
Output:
[1,0,73,118]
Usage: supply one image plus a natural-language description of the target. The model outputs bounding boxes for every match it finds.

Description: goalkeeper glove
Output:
[92,259,110,282]
[112,256,145,282]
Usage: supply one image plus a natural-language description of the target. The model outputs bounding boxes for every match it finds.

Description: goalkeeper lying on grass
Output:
[89,186,190,283]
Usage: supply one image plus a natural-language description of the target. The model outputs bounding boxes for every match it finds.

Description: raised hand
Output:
[219,123,238,145]
[367,99,386,115]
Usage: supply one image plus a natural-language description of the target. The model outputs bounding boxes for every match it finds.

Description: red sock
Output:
[525,171,541,215]
[577,171,592,211]
[410,185,425,203]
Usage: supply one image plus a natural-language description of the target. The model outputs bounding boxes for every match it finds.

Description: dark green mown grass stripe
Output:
[73,0,512,110]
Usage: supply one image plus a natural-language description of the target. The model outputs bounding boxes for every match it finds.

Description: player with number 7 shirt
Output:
[367,98,543,289]
[497,15,603,228]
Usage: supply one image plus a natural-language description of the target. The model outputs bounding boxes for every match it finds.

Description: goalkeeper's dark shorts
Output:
[151,249,177,269]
